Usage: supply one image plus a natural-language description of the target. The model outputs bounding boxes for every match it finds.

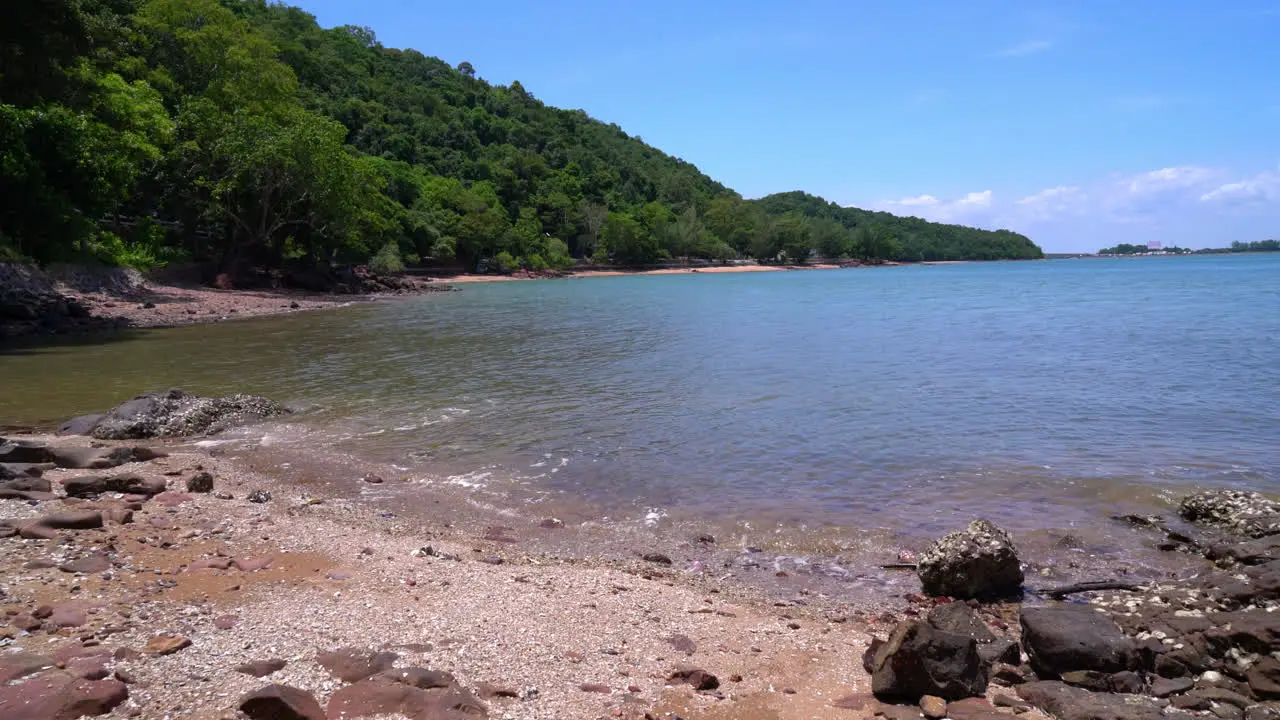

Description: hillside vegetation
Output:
[1,0,1043,278]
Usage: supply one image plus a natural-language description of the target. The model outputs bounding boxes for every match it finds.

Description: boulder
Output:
[0,674,128,720]
[239,684,325,720]
[1180,489,1280,539]
[37,510,103,529]
[90,389,288,439]
[1020,605,1140,678]
[0,440,53,464]
[870,620,988,701]
[927,603,996,643]
[1209,535,1280,566]
[58,414,104,436]
[917,519,1024,600]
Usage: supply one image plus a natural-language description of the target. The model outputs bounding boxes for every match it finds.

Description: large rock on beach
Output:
[1020,605,1140,678]
[917,519,1024,600]
[0,674,129,720]
[1180,489,1280,539]
[62,473,166,498]
[90,388,288,439]
[870,620,989,701]
[1016,681,1172,720]
[239,684,325,720]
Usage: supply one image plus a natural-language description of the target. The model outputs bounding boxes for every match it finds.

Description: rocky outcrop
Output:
[1016,681,1174,720]
[89,389,289,439]
[1020,605,1140,678]
[63,474,166,498]
[917,519,1024,600]
[869,620,989,701]
[1180,489,1280,539]
[0,262,123,340]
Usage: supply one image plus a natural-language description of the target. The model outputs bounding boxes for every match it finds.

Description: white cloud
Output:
[891,194,940,207]
[877,190,996,226]
[1124,166,1217,195]
[994,39,1053,57]
[1200,167,1280,205]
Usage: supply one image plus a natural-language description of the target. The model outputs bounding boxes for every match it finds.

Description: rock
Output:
[990,663,1029,686]
[1151,675,1195,697]
[0,652,54,684]
[62,473,165,497]
[1209,535,1280,566]
[1180,489,1280,539]
[18,523,59,540]
[145,634,191,655]
[917,519,1024,600]
[977,638,1021,667]
[0,462,53,478]
[1060,670,1112,691]
[667,634,697,655]
[1211,610,1280,654]
[236,659,288,678]
[247,490,272,503]
[91,389,289,439]
[67,657,109,680]
[46,446,146,471]
[190,557,233,571]
[1020,605,1139,678]
[316,647,398,682]
[1111,670,1145,694]
[539,518,565,529]
[378,667,457,689]
[578,683,611,693]
[239,684,325,720]
[37,510,103,529]
[920,695,947,718]
[325,680,485,719]
[946,697,1008,720]
[870,620,988,701]
[1247,656,1280,699]
[58,414,103,436]
[0,476,51,493]
[668,666,720,691]
[927,602,996,643]
[1017,681,1168,720]
[643,552,673,565]
[234,557,272,572]
[362,474,383,484]
[0,440,53,464]
[0,675,128,720]
[185,472,214,493]
[213,615,237,630]
[152,491,192,506]
[59,555,111,574]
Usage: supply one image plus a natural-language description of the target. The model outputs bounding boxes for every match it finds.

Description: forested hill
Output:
[1,0,1043,277]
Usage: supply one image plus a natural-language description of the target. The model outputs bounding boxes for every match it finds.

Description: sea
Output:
[3,254,1278,577]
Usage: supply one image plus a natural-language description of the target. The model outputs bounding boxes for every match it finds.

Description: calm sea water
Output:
[3,256,1278,544]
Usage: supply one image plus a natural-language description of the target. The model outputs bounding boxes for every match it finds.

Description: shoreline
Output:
[3,410,1277,718]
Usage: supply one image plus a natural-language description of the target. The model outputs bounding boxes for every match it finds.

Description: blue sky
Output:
[290,0,1280,252]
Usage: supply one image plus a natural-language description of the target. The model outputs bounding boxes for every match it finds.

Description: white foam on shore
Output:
[443,470,492,489]
[192,439,236,448]
[644,508,667,527]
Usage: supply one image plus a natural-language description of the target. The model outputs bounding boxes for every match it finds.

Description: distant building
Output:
[1148,241,1162,250]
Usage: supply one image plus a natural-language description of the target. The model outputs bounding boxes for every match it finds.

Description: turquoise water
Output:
[3,255,1278,539]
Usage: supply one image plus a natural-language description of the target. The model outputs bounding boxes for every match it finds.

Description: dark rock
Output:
[18,523,59,540]
[926,602,996,643]
[247,490,272,503]
[239,684,325,720]
[378,667,456,689]
[864,636,886,673]
[1180,489,1280,539]
[990,663,1029,686]
[185,472,214,493]
[668,666,720,691]
[1212,610,1280,654]
[62,473,166,497]
[946,697,1008,720]
[1191,687,1259,710]
[538,518,564,529]
[236,659,288,677]
[0,441,53,464]
[977,638,1021,667]
[870,620,988,701]
[1020,605,1139,678]
[1111,670,1145,694]
[325,679,485,719]
[213,615,237,630]
[91,389,289,440]
[917,519,1024,600]
[46,446,146,471]
[316,647,398,682]
[58,414,104,436]
[0,476,51,493]
[1210,535,1280,566]
[1017,681,1169,720]
[643,552,673,565]
[1248,656,1280,699]
[37,510,103,529]
[0,462,52,478]
[1151,675,1195,697]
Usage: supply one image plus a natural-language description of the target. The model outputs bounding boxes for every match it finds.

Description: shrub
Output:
[369,241,404,274]
[493,250,517,273]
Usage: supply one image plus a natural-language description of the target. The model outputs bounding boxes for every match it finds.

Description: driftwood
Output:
[1036,580,1146,599]
[879,563,918,570]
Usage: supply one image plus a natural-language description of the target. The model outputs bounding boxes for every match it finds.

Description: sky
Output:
[289,0,1280,253]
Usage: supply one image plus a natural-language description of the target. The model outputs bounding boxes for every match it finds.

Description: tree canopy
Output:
[1,0,1044,274]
